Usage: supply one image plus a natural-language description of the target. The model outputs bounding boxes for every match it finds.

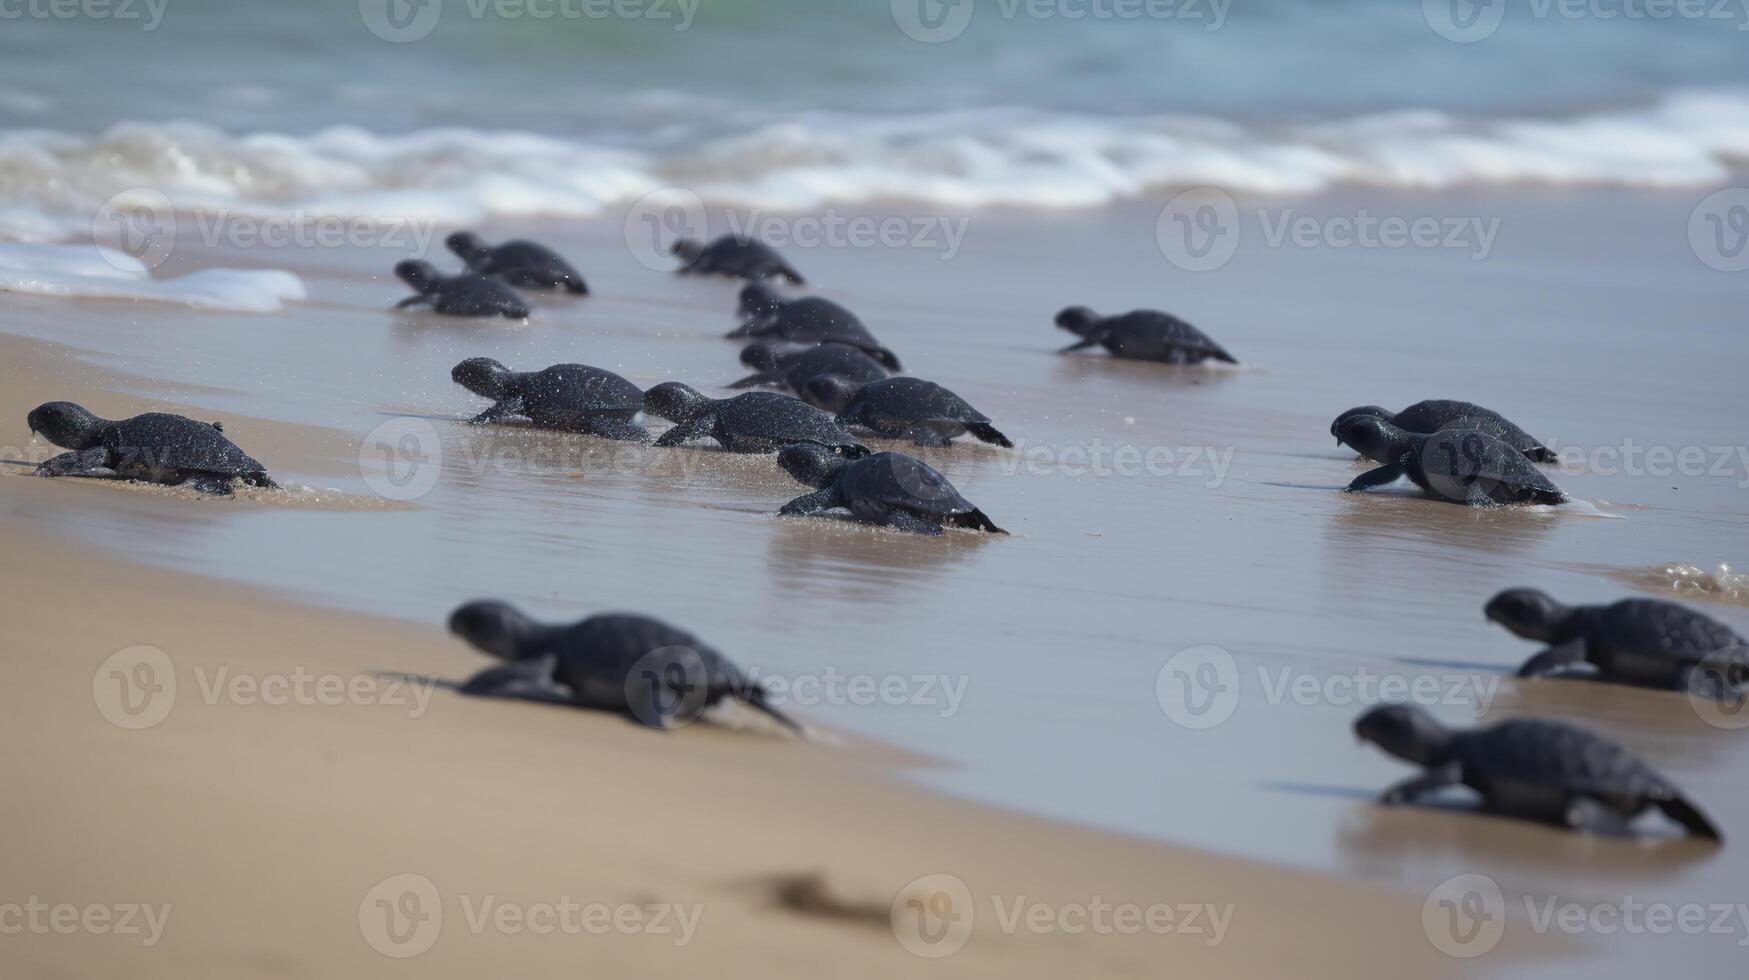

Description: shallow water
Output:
[2,188,1747,972]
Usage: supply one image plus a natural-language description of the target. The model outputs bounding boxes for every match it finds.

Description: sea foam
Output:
[0,243,306,313]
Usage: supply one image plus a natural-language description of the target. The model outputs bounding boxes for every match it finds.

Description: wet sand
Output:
[2,186,1746,974]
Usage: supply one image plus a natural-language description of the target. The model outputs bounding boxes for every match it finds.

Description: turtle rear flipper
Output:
[242,472,279,490]
[1656,794,1723,841]
[945,508,1006,535]
[185,474,237,496]
[966,423,1013,448]
[741,687,805,736]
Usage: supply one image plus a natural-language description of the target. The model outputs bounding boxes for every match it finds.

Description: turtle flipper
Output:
[727,371,778,389]
[470,397,525,425]
[458,655,571,704]
[725,320,767,339]
[778,487,839,517]
[1516,640,1587,679]
[1059,338,1099,353]
[741,687,806,736]
[184,474,237,496]
[395,294,433,310]
[242,472,279,490]
[1344,463,1405,493]
[869,348,903,372]
[776,265,805,286]
[654,414,717,447]
[1656,794,1723,841]
[1563,795,1634,836]
[583,417,651,443]
[884,510,944,536]
[944,508,1006,535]
[36,447,116,478]
[907,425,952,448]
[1379,763,1463,805]
[966,423,1014,448]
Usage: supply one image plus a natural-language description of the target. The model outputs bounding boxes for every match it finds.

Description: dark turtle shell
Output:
[839,377,989,426]
[474,241,584,288]
[517,365,645,421]
[691,237,801,281]
[1454,719,1677,807]
[1591,600,1746,665]
[833,451,979,517]
[102,413,269,477]
[759,298,882,348]
[433,274,530,318]
[1405,429,1565,505]
[1393,400,1549,460]
[717,392,863,452]
[764,344,889,398]
[1099,310,1236,363]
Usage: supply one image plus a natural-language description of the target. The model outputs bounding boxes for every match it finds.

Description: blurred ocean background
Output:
[2,0,1747,239]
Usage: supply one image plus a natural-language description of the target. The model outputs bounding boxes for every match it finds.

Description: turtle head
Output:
[448,600,538,661]
[1055,306,1103,338]
[1354,704,1454,767]
[1334,415,1413,464]
[395,259,442,293]
[739,341,784,373]
[1331,405,1393,442]
[670,238,705,263]
[737,282,783,319]
[777,442,847,488]
[451,357,517,399]
[27,401,104,450]
[802,374,861,414]
[445,231,491,264]
[643,382,712,422]
[1484,588,1571,642]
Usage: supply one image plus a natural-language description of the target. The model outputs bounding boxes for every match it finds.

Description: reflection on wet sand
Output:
[1049,353,1246,391]
[764,516,993,601]
[1323,490,1565,559]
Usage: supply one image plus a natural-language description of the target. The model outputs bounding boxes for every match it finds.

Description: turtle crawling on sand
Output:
[805,376,1013,448]
[451,358,648,441]
[1485,588,1749,695]
[1055,306,1237,365]
[1354,704,1721,839]
[27,401,277,496]
[730,341,890,399]
[644,383,867,456]
[776,443,1006,535]
[730,284,901,370]
[447,231,588,294]
[394,260,529,319]
[671,236,805,284]
[1337,417,1565,506]
[449,600,802,733]
[1333,400,1552,463]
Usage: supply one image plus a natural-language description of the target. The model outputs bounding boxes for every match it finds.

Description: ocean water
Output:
[1,0,1747,241]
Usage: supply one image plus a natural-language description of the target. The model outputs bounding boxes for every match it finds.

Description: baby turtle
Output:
[1333,400,1552,463]
[671,235,805,284]
[730,284,901,370]
[447,231,588,294]
[1055,306,1237,364]
[777,443,1006,535]
[448,601,801,733]
[394,260,529,318]
[1486,588,1749,695]
[806,376,1014,448]
[729,341,889,399]
[1355,704,1721,839]
[28,401,276,496]
[1337,417,1566,506]
[644,383,867,456]
[451,357,648,441]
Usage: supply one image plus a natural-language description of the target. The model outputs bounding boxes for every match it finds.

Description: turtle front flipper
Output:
[654,413,717,447]
[727,371,778,389]
[470,397,525,425]
[1344,463,1405,493]
[1058,338,1100,353]
[778,487,840,517]
[36,447,115,479]
[458,655,572,704]
[395,294,433,310]
[1516,640,1587,679]
[725,319,769,339]
[1378,762,1462,805]
[582,417,651,443]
